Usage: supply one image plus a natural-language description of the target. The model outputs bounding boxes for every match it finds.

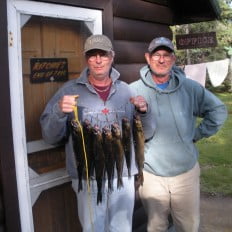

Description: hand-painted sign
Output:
[30,58,68,83]
[176,32,217,50]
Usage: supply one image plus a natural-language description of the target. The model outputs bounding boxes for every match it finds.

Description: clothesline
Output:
[181,58,230,87]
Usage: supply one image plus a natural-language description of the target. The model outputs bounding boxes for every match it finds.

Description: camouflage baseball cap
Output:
[84,34,113,53]
[148,37,174,53]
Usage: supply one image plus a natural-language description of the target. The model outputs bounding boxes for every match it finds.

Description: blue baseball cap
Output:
[148,37,174,53]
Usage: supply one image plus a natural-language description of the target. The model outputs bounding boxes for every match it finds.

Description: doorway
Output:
[7,1,102,231]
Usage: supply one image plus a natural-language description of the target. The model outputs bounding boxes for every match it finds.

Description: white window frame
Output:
[7,0,102,231]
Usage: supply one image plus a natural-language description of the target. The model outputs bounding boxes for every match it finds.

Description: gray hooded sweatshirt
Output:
[40,67,155,179]
[130,65,227,177]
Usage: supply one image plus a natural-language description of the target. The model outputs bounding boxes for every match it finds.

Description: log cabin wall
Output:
[112,0,173,83]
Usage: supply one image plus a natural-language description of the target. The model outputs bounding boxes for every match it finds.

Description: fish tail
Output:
[125,154,131,177]
[137,171,144,186]
[140,172,144,186]
[78,179,82,192]
[128,168,131,177]
[89,162,94,177]
[117,177,123,189]
[108,181,113,193]
[97,191,102,204]
[107,172,114,193]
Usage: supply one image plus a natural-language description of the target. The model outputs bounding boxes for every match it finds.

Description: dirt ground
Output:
[200,194,232,232]
[134,193,232,232]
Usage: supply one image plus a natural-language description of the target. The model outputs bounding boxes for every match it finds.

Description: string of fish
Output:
[72,98,94,232]
[71,107,145,204]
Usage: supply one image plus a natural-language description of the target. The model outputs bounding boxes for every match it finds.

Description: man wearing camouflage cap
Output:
[130,37,227,232]
[40,34,154,231]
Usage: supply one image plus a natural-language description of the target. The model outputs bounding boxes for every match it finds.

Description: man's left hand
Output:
[130,95,147,113]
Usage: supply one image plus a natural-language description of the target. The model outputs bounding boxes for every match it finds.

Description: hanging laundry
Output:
[184,63,207,87]
[206,59,230,87]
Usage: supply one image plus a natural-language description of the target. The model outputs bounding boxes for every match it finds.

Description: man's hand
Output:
[130,95,147,113]
[58,95,79,113]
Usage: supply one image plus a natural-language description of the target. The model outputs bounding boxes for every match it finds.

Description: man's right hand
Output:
[58,95,79,113]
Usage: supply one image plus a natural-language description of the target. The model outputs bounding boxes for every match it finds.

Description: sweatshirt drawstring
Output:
[155,93,161,116]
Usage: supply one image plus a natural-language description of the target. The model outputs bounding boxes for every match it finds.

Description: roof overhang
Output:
[142,0,221,25]
[169,0,221,25]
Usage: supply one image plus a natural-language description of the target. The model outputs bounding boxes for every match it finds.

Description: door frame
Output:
[7,0,102,231]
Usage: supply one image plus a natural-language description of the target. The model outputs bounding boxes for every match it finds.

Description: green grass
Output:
[197,92,232,196]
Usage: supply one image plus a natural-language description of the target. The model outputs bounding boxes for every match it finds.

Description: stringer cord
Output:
[73,104,94,232]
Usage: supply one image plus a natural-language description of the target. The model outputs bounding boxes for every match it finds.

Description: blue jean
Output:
[72,177,135,232]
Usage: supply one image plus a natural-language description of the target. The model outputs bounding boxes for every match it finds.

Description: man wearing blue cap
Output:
[130,37,227,232]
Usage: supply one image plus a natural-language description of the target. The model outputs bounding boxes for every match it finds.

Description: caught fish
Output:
[122,117,132,177]
[70,119,85,192]
[102,126,115,192]
[133,115,145,186]
[92,125,105,204]
[111,123,124,189]
[82,119,94,177]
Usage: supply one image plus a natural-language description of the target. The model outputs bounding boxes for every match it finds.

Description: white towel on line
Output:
[184,63,207,87]
[206,59,229,87]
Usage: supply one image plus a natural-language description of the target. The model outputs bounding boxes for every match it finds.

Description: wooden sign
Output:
[176,32,217,50]
[30,58,68,83]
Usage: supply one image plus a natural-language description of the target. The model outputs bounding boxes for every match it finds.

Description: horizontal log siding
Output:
[112,0,173,84]
[114,17,172,42]
[113,0,173,24]
[114,64,145,84]
[114,41,148,64]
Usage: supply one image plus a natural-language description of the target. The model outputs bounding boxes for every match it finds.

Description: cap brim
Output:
[149,45,174,53]
[84,46,112,53]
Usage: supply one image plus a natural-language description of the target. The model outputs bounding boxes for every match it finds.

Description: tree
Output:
[224,47,232,92]
[171,0,232,65]
[171,0,232,92]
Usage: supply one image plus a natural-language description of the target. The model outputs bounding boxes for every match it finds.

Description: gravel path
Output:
[133,193,232,232]
[200,194,232,232]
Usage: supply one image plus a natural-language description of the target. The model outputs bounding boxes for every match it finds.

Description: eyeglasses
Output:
[86,51,112,62]
[151,53,173,62]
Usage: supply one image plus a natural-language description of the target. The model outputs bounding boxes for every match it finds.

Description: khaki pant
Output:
[139,163,200,232]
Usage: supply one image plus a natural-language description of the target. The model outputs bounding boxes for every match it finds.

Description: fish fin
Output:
[128,169,131,177]
[97,192,102,204]
[117,178,123,189]
[78,179,82,192]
